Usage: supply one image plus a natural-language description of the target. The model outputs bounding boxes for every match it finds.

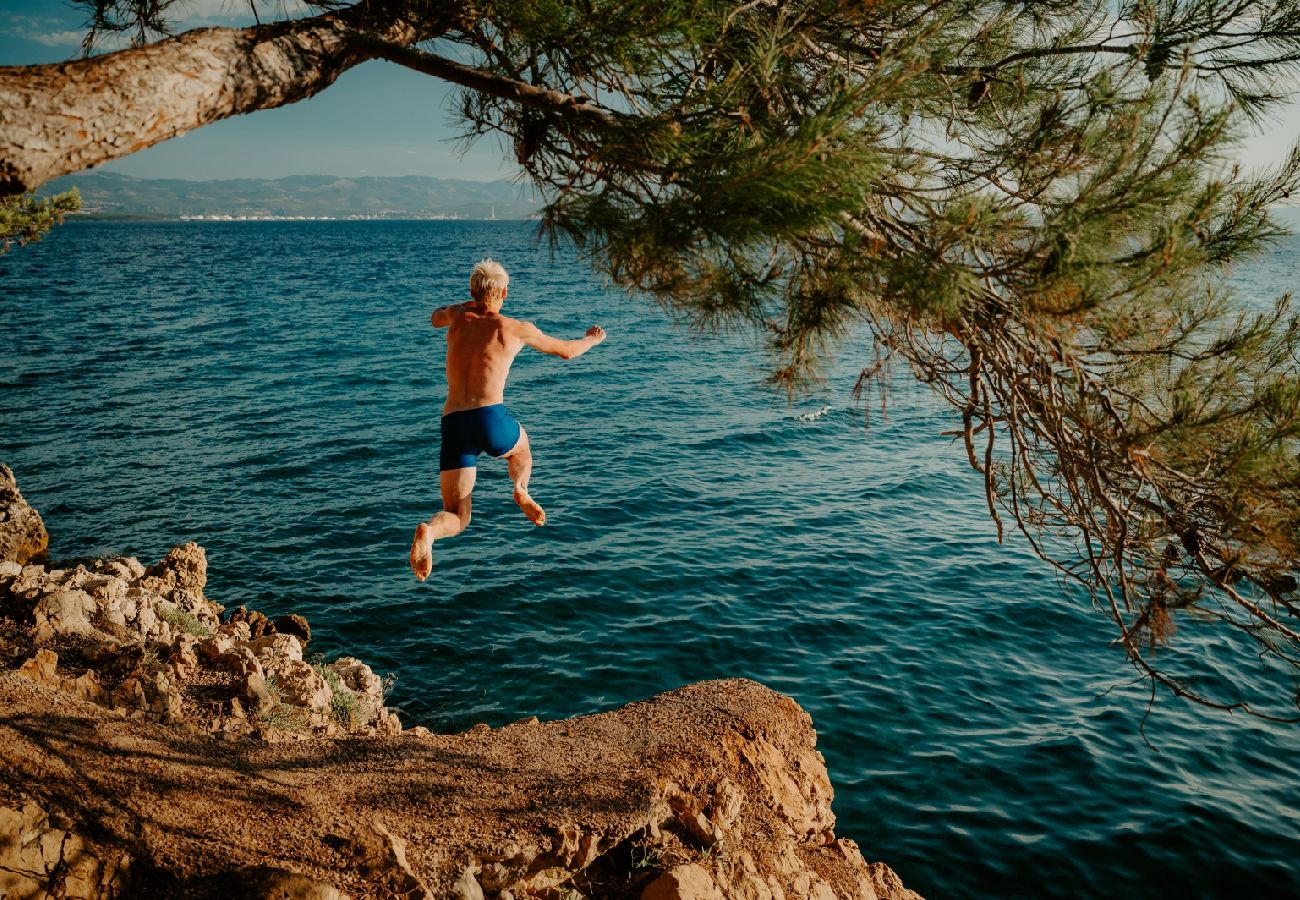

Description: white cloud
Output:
[2,15,84,49]
[23,29,83,47]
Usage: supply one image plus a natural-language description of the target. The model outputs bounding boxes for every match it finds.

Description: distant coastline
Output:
[41,171,542,221]
[65,212,538,222]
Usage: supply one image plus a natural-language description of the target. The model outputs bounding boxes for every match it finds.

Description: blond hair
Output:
[469,258,510,303]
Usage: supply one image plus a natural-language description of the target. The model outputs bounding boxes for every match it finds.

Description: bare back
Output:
[441,304,526,414]
[432,297,606,415]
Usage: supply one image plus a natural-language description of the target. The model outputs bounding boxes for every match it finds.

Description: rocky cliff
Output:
[0,468,921,900]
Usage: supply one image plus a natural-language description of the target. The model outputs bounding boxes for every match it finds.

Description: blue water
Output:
[3,220,1298,898]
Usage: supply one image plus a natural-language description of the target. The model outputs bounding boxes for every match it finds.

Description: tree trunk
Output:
[0,9,438,195]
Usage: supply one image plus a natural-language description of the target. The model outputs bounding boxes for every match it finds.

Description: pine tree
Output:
[3,0,1300,717]
[0,190,80,252]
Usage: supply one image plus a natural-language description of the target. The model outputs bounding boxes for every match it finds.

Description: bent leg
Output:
[410,467,477,581]
[504,427,545,526]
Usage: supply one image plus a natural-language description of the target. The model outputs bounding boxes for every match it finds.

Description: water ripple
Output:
[3,221,1298,898]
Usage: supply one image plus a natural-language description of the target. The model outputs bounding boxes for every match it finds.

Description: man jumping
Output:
[409,258,607,581]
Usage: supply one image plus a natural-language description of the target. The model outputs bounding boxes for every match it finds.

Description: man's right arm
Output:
[431,302,468,328]
[519,322,607,360]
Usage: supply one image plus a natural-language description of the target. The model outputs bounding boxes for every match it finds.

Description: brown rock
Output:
[211,866,346,900]
[346,821,432,898]
[112,676,149,712]
[0,676,923,900]
[72,669,107,705]
[0,464,49,564]
[250,632,304,665]
[274,613,311,645]
[235,607,275,639]
[198,633,235,661]
[328,657,385,724]
[276,660,332,710]
[33,589,99,642]
[17,648,59,686]
[170,634,200,680]
[141,541,207,599]
[0,801,130,900]
[791,871,838,900]
[454,865,485,900]
[642,864,725,900]
[241,671,275,714]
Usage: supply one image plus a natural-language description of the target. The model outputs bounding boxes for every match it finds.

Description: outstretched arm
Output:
[520,322,607,360]
[431,302,470,328]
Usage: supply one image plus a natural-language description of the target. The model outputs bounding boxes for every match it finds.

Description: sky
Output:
[3,0,1300,182]
[0,0,515,181]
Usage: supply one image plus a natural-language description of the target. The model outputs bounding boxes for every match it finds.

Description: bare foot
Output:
[409,522,434,581]
[514,489,546,526]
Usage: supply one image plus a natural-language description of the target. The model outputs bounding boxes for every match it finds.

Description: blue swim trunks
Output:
[439,403,522,471]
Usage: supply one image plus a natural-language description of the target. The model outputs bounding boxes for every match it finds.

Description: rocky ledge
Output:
[0,467,920,900]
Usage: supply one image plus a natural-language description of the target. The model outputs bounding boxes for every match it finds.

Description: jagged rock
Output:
[33,588,100,642]
[720,850,786,900]
[790,871,839,900]
[18,650,110,708]
[113,676,149,711]
[7,562,47,599]
[241,671,275,715]
[664,784,724,848]
[169,634,200,680]
[216,866,347,900]
[228,605,276,639]
[276,660,332,710]
[735,733,835,839]
[95,555,145,582]
[0,469,912,900]
[220,618,253,642]
[454,865,486,900]
[150,671,183,722]
[0,464,49,564]
[72,669,107,704]
[250,632,304,665]
[131,589,158,634]
[0,673,920,900]
[329,657,385,723]
[140,541,207,602]
[710,778,744,832]
[860,859,926,900]
[642,864,725,900]
[198,633,235,662]
[17,648,60,686]
[274,613,311,645]
[111,672,182,722]
[347,821,433,899]
[0,801,130,899]
[228,647,264,678]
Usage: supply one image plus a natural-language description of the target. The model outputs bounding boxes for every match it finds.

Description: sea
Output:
[2,219,1298,898]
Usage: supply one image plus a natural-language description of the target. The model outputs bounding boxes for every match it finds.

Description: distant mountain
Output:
[39,172,541,220]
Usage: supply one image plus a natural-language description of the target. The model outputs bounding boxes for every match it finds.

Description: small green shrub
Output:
[157,605,211,638]
[255,673,306,730]
[137,646,163,675]
[314,662,362,728]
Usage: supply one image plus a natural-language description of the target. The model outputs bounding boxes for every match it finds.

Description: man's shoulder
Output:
[500,314,536,332]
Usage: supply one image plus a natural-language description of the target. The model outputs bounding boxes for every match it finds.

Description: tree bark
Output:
[0,7,457,195]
